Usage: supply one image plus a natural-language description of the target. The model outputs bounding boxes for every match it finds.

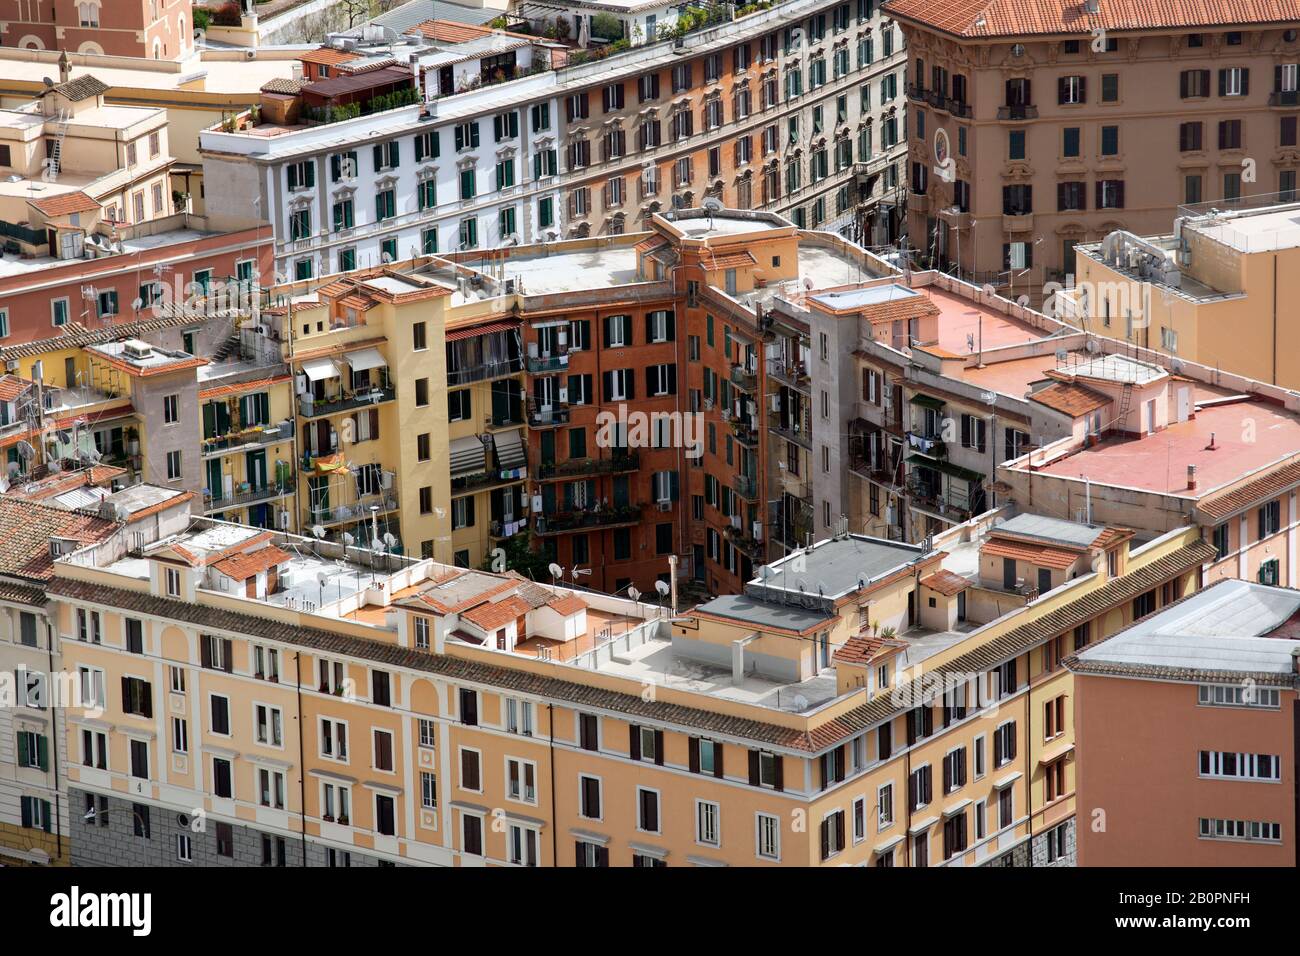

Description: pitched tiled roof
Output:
[883,0,1300,39]
[6,465,126,501]
[0,580,47,607]
[920,569,971,596]
[833,634,897,665]
[29,190,100,218]
[546,593,587,616]
[408,19,494,42]
[462,595,533,631]
[1030,381,1110,417]
[260,78,304,96]
[981,536,1082,571]
[0,374,29,401]
[49,75,109,101]
[859,296,942,324]
[1197,458,1300,521]
[299,47,359,67]
[198,374,291,400]
[703,250,758,270]
[212,545,290,581]
[0,498,118,583]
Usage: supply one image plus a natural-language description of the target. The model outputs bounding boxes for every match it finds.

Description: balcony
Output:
[906,83,927,103]
[765,358,810,392]
[731,418,760,447]
[528,401,571,427]
[452,469,527,494]
[526,352,570,374]
[202,421,294,459]
[947,99,972,119]
[730,365,757,391]
[535,505,642,535]
[735,474,759,500]
[1268,90,1300,107]
[299,385,396,420]
[308,489,399,528]
[446,357,524,387]
[909,192,929,214]
[938,206,971,230]
[205,480,295,512]
[906,431,947,459]
[536,452,639,481]
[1003,213,1033,234]
[996,104,1038,120]
[767,410,812,449]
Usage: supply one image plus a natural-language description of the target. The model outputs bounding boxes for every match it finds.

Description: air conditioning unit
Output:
[278,510,290,530]
[658,501,672,512]
[703,398,714,410]
[558,387,568,403]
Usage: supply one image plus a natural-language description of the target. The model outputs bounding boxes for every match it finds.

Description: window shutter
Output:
[372,143,383,170]
[575,841,585,866]
[1241,69,1249,95]
[1094,180,1103,210]
[667,365,677,395]
[1179,71,1189,98]
[1056,76,1067,104]
[142,685,153,718]
[17,732,28,767]
[961,414,971,446]
[121,676,130,710]
[820,818,830,859]
[629,725,641,760]
[747,749,760,785]
[771,753,782,790]
[994,731,1003,766]
[1115,181,1125,209]
[689,737,700,773]
[1218,69,1227,96]
[654,730,664,766]
[200,637,211,669]
[222,639,233,673]
[597,845,609,867]
[1276,64,1284,92]
[646,365,659,396]
[625,370,635,400]
[306,161,316,187]
[1258,507,1266,539]
[602,371,612,401]
[908,771,918,809]
[20,797,31,829]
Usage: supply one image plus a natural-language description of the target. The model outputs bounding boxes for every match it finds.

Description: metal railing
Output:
[299,386,396,420]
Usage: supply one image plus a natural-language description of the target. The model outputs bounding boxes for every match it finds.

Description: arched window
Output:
[77,2,101,28]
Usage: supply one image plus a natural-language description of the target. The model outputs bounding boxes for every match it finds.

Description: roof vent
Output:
[122,339,153,360]
[1082,0,1100,12]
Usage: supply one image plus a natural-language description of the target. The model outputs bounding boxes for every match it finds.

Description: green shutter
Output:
[17,732,28,767]
[37,735,48,771]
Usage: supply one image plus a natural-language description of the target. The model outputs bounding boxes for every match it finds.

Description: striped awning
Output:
[445,320,519,342]
[450,434,487,478]
[493,428,526,472]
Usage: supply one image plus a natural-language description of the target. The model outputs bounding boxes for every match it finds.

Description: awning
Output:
[445,319,519,342]
[493,428,526,472]
[343,347,387,371]
[301,357,340,381]
[450,434,487,478]
[909,393,945,409]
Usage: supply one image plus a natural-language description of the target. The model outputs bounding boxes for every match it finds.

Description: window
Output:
[258,767,286,809]
[460,748,482,792]
[1198,683,1280,709]
[756,812,781,860]
[1220,67,1249,97]
[176,833,192,862]
[254,704,283,747]
[878,782,894,830]
[121,676,153,718]
[1199,818,1282,843]
[993,720,1017,766]
[908,764,933,810]
[696,800,721,846]
[1199,751,1281,781]
[819,810,846,860]
[637,787,660,833]
[579,774,602,819]
[507,758,538,804]
[166,450,182,481]
[320,717,348,761]
[578,713,599,751]
[210,694,231,736]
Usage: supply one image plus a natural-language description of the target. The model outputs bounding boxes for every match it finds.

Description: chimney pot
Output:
[1187,464,1197,490]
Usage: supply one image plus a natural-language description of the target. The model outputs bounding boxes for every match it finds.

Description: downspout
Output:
[295,651,308,865]
[1024,671,1033,867]
[1273,253,1278,386]
[903,735,912,866]
[46,618,62,862]
[548,703,558,867]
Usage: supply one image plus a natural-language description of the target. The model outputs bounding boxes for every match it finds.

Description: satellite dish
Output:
[792,694,810,710]
[627,586,641,602]
[981,284,995,296]
[702,197,724,213]
[15,440,34,459]
[311,525,325,538]
[341,533,355,546]
[548,563,564,579]
[383,532,397,546]
[654,580,671,596]
[317,571,331,584]
[1016,294,1029,307]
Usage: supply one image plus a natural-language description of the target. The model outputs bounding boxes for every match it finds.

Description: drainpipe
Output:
[46,618,63,862]
[1024,677,1033,867]
[295,651,308,866]
[547,703,558,867]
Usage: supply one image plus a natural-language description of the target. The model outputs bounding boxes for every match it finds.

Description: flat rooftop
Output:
[1188,205,1300,255]
[1027,399,1300,497]
[993,512,1107,549]
[1075,578,1300,677]
[0,53,296,97]
[755,534,929,602]
[492,244,641,295]
[925,285,1055,355]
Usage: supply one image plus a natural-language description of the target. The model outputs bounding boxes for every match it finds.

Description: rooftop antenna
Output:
[702,196,723,232]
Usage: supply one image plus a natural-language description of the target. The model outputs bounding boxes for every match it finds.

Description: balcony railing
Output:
[205,480,295,511]
[1269,90,1300,107]
[452,469,527,493]
[730,365,758,391]
[535,505,642,535]
[299,385,396,419]
[906,431,947,458]
[732,419,759,446]
[767,410,811,448]
[765,359,810,391]
[735,474,758,500]
[997,104,1038,120]
[537,452,639,480]
[528,401,571,427]
[309,490,399,527]
[446,358,523,387]
[202,421,294,458]
[526,352,570,374]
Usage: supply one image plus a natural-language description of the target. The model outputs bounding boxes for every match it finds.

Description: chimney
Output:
[1292,646,1300,675]
[1187,464,1197,491]
[1206,431,1217,451]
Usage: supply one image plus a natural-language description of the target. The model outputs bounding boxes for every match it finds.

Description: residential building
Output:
[48,503,1209,866]
[1062,199,1300,390]
[887,0,1300,294]
[0,0,195,59]
[198,0,909,281]
[0,486,190,865]
[1068,577,1298,866]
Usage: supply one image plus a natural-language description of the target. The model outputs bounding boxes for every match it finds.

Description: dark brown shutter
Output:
[748,749,761,786]
[575,841,585,866]
[688,737,700,773]
[200,638,211,669]
[772,754,783,791]
[713,742,724,779]
[653,730,664,766]
[907,771,918,810]
[629,725,641,760]
[819,818,830,860]
[1179,70,1189,98]
[222,639,233,673]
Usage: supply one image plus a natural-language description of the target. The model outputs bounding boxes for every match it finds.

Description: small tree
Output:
[479,530,555,582]
[590,12,622,41]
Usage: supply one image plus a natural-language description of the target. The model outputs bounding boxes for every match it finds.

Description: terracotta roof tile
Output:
[197,375,291,400]
[49,75,109,101]
[29,191,99,218]
[546,594,587,615]
[212,545,290,581]
[833,634,893,665]
[1197,458,1300,521]
[299,47,360,67]
[462,595,533,631]
[703,250,758,270]
[0,375,30,401]
[883,0,1300,39]
[980,537,1081,571]
[0,497,118,583]
[1030,381,1111,417]
[920,569,971,596]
